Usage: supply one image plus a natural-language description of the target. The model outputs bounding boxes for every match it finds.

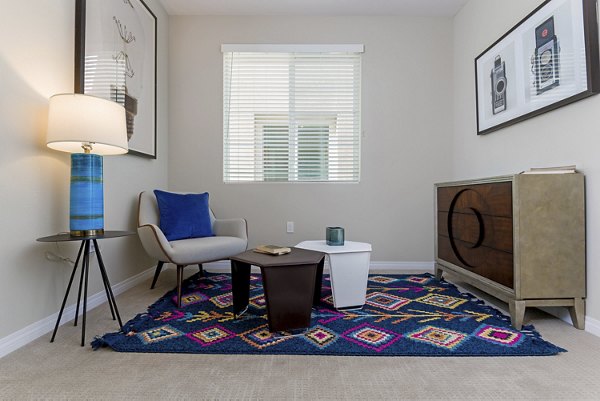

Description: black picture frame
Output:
[75,0,157,158]
[475,0,600,135]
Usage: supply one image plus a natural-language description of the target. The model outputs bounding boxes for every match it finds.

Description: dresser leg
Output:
[569,298,585,330]
[509,300,526,330]
[434,264,443,280]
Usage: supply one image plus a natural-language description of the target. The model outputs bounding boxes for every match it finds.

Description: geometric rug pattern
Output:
[92,272,565,356]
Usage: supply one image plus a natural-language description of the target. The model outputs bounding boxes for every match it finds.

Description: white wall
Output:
[453,0,600,326]
[168,16,454,262]
[0,0,168,339]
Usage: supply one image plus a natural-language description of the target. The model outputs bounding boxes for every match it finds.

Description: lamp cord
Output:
[44,233,75,265]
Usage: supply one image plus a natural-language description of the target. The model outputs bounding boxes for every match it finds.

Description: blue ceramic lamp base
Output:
[70,153,104,237]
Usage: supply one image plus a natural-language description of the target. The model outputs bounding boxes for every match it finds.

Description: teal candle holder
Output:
[326,227,345,246]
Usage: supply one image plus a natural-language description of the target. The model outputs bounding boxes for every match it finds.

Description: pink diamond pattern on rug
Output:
[209,274,230,282]
[474,324,524,347]
[186,325,236,347]
[137,325,184,345]
[415,293,467,309]
[171,291,208,307]
[303,326,338,349]
[210,292,233,308]
[407,325,468,350]
[249,294,266,309]
[369,276,398,284]
[240,324,292,349]
[405,276,431,285]
[365,292,411,311]
[341,323,401,352]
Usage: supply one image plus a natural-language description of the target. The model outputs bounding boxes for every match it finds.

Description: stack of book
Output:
[521,165,576,174]
[253,245,291,256]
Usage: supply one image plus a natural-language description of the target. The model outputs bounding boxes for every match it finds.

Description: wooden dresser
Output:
[435,173,585,329]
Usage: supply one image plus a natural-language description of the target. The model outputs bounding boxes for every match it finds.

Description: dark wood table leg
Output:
[50,241,84,342]
[231,260,251,317]
[313,257,325,306]
[261,263,318,332]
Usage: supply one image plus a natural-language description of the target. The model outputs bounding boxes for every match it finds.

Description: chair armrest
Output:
[137,224,174,263]
[213,218,248,241]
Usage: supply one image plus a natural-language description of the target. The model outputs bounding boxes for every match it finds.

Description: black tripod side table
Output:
[37,231,135,346]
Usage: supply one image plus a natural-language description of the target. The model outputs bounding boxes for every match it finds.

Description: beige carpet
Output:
[1,269,600,400]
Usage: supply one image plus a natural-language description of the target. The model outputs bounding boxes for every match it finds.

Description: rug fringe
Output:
[121,313,148,332]
[91,336,106,350]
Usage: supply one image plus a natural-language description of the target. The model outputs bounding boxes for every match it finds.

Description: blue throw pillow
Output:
[153,190,214,241]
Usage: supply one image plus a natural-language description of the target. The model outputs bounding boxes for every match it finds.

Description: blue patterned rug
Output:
[92,272,565,356]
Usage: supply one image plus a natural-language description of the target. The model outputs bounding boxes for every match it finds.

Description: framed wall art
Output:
[75,0,157,158]
[475,0,600,135]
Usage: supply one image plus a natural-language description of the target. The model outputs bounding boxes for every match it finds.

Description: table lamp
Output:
[46,93,128,236]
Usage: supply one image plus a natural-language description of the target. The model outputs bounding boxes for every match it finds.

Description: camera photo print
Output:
[475,0,600,135]
[491,55,508,114]
[532,16,560,95]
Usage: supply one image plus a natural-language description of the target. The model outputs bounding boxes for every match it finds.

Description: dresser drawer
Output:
[437,182,513,217]
[437,235,513,288]
[438,211,513,253]
[436,181,513,288]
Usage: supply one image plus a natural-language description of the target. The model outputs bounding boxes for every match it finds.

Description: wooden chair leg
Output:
[150,261,165,289]
[198,264,204,276]
[177,265,184,308]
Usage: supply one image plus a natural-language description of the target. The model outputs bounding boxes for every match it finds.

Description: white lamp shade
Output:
[46,93,128,155]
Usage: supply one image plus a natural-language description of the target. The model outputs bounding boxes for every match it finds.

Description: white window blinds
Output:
[223,45,363,182]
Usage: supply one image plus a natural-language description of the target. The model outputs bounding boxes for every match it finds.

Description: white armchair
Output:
[137,191,248,307]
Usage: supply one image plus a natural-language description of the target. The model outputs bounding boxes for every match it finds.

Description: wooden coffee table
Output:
[230,247,325,332]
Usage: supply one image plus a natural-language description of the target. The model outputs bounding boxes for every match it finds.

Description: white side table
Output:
[296,240,372,309]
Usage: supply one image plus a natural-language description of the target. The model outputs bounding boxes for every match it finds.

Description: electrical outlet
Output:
[88,242,96,254]
[286,221,294,233]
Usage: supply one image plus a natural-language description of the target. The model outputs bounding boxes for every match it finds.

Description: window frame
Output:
[222,44,364,183]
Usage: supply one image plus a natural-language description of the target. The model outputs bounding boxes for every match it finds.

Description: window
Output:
[222,45,363,182]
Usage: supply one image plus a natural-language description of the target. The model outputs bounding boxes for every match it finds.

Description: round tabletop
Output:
[296,240,372,254]
[36,230,136,243]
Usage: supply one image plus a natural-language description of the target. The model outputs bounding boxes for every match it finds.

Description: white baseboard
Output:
[535,306,600,338]
[0,267,155,359]
[586,315,600,337]
[369,261,435,272]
